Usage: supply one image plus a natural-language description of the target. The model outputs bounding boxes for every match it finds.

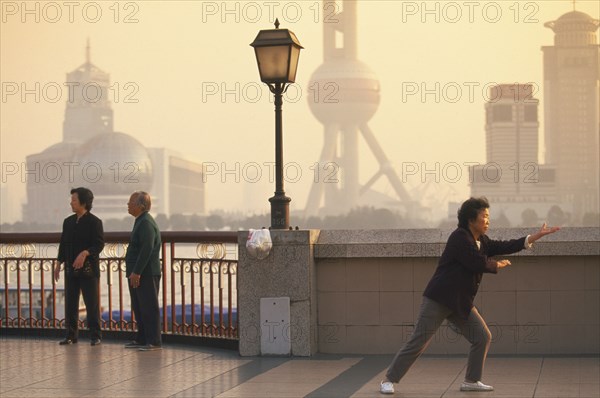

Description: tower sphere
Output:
[307,59,380,125]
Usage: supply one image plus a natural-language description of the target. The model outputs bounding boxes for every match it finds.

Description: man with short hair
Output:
[125,191,162,351]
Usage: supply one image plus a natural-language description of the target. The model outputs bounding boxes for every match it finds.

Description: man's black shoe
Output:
[59,338,77,345]
[124,341,145,349]
[139,344,162,351]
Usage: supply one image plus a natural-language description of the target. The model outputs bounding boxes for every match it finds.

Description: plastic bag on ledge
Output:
[246,228,273,260]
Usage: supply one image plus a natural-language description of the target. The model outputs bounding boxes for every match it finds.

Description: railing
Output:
[0,231,239,340]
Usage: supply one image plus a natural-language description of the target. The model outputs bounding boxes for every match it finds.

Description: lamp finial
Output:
[275,18,280,29]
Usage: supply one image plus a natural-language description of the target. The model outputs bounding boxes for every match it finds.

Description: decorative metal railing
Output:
[0,231,239,340]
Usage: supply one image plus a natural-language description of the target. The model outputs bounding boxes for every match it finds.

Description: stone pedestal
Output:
[237,230,320,356]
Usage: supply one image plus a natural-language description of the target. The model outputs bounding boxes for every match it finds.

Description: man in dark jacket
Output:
[125,191,162,351]
[380,197,559,394]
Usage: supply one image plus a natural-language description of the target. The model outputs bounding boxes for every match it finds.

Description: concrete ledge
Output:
[314,227,600,258]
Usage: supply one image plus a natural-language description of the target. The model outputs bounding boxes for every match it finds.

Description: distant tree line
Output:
[1,205,598,233]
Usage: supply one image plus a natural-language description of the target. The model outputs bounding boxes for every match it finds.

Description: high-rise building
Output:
[542,10,600,220]
[484,84,540,168]
[470,9,599,226]
[22,45,205,228]
[62,42,113,143]
[470,84,559,225]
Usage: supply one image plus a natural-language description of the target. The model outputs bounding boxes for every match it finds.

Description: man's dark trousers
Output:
[129,275,161,346]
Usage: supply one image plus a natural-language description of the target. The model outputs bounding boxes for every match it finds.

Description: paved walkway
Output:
[0,337,598,398]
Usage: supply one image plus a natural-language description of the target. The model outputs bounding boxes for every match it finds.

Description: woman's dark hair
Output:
[71,187,94,211]
[457,197,489,229]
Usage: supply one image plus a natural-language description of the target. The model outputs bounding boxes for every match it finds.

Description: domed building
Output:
[72,132,154,195]
[23,44,205,227]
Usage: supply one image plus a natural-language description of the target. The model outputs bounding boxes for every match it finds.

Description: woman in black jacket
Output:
[380,197,559,394]
[54,187,105,346]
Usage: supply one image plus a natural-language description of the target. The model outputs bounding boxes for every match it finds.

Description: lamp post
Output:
[250,19,303,230]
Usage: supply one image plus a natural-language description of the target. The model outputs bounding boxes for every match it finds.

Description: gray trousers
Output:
[386,297,492,383]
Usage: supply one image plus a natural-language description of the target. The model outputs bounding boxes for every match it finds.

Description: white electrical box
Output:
[260,297,291,355]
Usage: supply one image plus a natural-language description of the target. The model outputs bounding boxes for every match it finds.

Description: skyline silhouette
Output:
[1,1,599,226]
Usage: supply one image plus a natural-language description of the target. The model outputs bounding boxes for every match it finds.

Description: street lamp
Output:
[250,19,304,230]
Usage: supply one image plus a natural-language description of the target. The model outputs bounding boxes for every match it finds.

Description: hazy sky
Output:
[1,0,598,222]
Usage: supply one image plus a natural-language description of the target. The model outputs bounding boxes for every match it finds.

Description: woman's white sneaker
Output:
[380,381,394,394]
[460,381,494,391]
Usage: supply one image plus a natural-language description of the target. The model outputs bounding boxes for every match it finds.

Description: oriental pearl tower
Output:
[305,0,413,216]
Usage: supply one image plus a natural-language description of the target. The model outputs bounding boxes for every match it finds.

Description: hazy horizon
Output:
[2,0,599,225]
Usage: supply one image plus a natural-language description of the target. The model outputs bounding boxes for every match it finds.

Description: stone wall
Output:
[315,228,599,355]
[238,228,599,356]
